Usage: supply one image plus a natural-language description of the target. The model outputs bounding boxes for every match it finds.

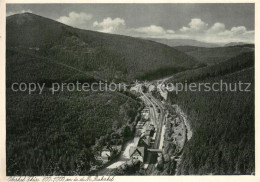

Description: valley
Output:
[5,12,255,176]
[94,79,192,175]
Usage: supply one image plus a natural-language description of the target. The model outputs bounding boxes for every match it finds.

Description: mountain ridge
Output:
[7,13,200,82]
[174,44,254,65]
[147,38,221,48]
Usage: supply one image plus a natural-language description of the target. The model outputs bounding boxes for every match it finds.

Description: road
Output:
[96,138,139,175]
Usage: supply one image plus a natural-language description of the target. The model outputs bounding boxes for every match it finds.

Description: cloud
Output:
[177,18,254,44]
[180,18,208,33]
[212,26,254,43]
[55,13,254,44]
[57,12,93,29]
[208,22,226,33]
[166,30,175,34]
[6,9,32,16]
[132,25,174,36]
[92,17,254,43]
[92,17,175,37]
[230,26,247,35]
[93,17,125,33]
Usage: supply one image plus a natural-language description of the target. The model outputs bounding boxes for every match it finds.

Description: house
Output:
[129,146,145,162]
[101,147,111,161]
[145,125,155,137]
[111,145,122,153]
[136,120,146,129]
[141,108,150,120]
[148,85,155,92]
[145,130,151,136]
[152,132,156,141]
[138,135,151,148]
[136,124,143,129]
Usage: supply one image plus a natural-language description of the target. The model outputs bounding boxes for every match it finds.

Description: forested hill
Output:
[6,13,144,175]
[166,51,254,84]
[7,13,199,82]
[167,50,255,174]
[174,44,254,65]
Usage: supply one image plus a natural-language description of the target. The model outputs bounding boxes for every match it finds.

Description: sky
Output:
[6,4,255,44]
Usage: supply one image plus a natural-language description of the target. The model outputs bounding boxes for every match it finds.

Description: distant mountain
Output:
[224,42,247,47]
[148,38,221,48]
[174,44,254,65]
[7,13,199,82]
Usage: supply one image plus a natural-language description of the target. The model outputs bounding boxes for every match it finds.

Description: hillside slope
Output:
[166,51,254,174]
[6,88,141,175]
[174,44,254,65]
[7,13,199,82]
[6,13,146,175]
[166,51,254,83]
[172,68,254,174]
[6,48,142,176]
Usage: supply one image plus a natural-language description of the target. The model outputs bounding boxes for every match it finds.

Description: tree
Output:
[123,125,132,139]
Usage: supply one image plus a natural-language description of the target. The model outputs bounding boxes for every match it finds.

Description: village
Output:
[89,82,165,172]
[92,97,158,169]
[92,81,191,175]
